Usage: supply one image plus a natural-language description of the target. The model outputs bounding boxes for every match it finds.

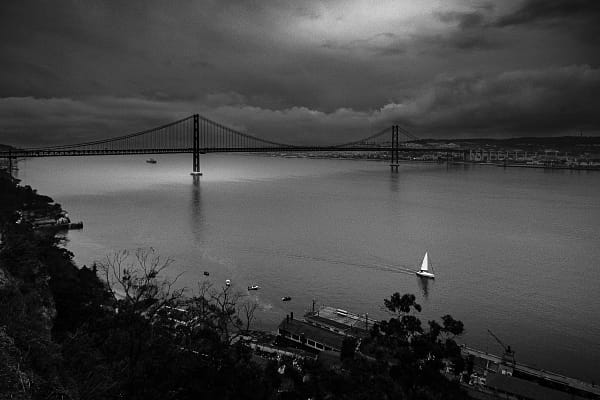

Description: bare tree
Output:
[239,300,258,334]
[184,281,258,344]
[98,249,259,348]
[95,248,189,394]
[98,248,185,320]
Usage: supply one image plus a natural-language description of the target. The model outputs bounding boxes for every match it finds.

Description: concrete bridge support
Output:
[390,125,399,172]
[191,114,202,176]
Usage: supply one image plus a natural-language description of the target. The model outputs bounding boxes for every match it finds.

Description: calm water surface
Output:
[18,154,600,382]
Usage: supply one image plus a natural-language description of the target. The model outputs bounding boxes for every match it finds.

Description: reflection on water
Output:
[389,170,400,193]
[417,276,432,299]
[190,175,204,242]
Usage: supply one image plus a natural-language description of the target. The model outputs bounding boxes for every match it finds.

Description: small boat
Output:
[225,279,231,286]
[248,285,260,291]
[203,271,210,276]
[146,158,157,164]
[281,296,292,302]
[416,252,435,279]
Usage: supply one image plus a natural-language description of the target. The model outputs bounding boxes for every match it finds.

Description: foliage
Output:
[61,249,264,399]
[293,292,468,399]
[0,172,78,398]
[367,293,466,398]
[340,336,357,361]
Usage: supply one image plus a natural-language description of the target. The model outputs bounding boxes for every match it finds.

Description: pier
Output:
[462,346,600,398]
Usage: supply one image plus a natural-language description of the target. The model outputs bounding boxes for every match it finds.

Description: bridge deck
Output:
[1,146,467,158]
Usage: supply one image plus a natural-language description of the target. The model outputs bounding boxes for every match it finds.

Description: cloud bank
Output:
[1,65,598,147]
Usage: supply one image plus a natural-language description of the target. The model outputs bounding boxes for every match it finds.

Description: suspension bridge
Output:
[0,114,467,175]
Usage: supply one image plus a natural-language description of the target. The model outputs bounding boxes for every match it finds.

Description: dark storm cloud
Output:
[389,65,600,137]
[0,0,599,146]
[494,0,600,45]
[495,0,600,27]
[0,96,192,146]
[325,29,496,56]
[2,64,598,147]
[413,7,501,53]
[436,11,488,30]
[433,1,600,51]
[411,31,499,53]
[321,33,407,56]
[0,0,294,102]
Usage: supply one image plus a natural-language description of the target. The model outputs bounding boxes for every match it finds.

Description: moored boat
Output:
[146,158,157,164]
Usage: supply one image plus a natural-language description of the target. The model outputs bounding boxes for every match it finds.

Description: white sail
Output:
[416,252,435,279]
[420,252,429,272]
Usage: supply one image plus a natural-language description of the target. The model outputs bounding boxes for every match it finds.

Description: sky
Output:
[1,0,599,146]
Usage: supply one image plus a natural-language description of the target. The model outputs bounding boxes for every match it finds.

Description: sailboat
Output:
[416,252,435,279]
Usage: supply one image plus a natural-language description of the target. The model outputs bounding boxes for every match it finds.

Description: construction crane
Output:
[487,329,516,367]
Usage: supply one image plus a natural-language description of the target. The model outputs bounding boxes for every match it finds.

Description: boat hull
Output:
[416,271,435,279]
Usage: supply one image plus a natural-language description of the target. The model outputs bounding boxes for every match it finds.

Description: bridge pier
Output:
[390,125,399,172]
[8,149,13,175]
[2,149,17,178]
[190,114,203,176]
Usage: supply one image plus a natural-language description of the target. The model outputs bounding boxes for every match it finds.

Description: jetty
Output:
[462,345,600,399]
[33,219,83,230]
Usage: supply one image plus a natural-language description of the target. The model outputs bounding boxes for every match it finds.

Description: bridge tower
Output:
[8,148,13,176]
[390,125,399,172]
[191,114,202,176]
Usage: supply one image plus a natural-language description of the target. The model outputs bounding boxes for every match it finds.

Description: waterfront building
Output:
[277,306,376,353]
[278,316,345,352]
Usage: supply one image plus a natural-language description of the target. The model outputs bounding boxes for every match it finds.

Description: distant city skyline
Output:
[1,0,599,146]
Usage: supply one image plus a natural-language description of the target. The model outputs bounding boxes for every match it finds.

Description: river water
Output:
[17,154,600,382]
